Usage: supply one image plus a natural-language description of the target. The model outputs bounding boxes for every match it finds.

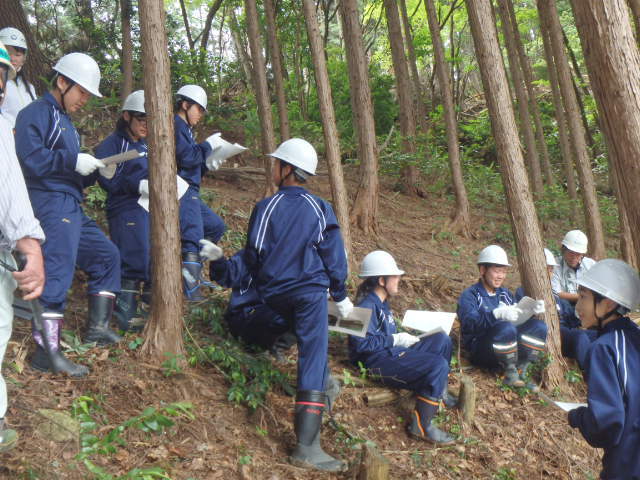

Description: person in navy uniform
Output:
[457,245,547,387]
[569,259,640,480]
[14,52,122,377]
[199,138,352,472]
[349,250,457,444]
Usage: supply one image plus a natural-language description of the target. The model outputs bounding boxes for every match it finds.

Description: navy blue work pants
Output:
[108,206,150,282]
[225,303,289,349]
[200,200,226,243]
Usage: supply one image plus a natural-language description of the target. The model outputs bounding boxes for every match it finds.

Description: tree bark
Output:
[537,0,606,260]
[571,0,640,264]
[264,0,290,142]
[138,0,184,361]
[244,0,277,195]
[230,9,253,84]
[200,0,225,51]
[178,0,195,52]
[339,0,379,234]
[465,0,567,390]
[120,0,134,101]
[301,0,352,260]
[425,0,471,237]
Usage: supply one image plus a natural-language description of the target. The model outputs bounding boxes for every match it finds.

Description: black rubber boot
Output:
[494,342,525,387]
[290,391,347,472]
[182,253,206,301]
[31,345,89,377]
[518,337,545,392]
[114,278,145,332]
[408,395,455,444]
[84,293,123,345]
[269,331,297,363]
[443,390,459,409]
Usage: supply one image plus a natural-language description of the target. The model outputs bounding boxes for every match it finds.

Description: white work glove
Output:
[392,332,420,348]
[205,156,224,171]
[492,302,522,323]
[138,179,149,196]
[205,133,221,150]
[99,163,117,179]
[75,153,105,176]
[335,297,354,319]
[199,239,223,261]
[533,299,546,315]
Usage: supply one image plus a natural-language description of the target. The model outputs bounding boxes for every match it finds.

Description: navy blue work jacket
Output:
[174,114,211,189]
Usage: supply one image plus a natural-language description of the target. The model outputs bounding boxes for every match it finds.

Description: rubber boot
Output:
[30,312,89,377]
[269,331,296,363]
[114,278,145,332]
[199,240,221,290]
[493,342,525,387]
[518,336,546,393]
[182,252,206,301]
[443,390,459,409]
[290,391,347,472]
[324,375,341,413]
[141,282,152,306]
[408,395,455,444]
[0,419,17,452]
[84,292,123,346]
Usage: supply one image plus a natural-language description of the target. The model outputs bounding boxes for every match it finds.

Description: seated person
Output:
[551,230,595,305]
[457,245,547,388]
[348,251,456,445]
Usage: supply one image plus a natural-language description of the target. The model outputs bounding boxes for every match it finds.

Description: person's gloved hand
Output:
[75,153,105,176]
[335,297,354,319]
[99,163,117,179]
[205,133,221,150]
[533,299,546,315]
[205,155,224,171]
[138,179,149,196]
[493,302,522,323]
[392,332,420,348]
[199,239,223,261]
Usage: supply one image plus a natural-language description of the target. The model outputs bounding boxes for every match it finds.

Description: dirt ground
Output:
[1,153,605,479]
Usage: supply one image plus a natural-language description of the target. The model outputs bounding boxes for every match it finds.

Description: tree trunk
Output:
[383,0,420,195]
[465,0,567,390]
[294,21,308,120]
[339,0,379,235]
[537,0,606,260]
[571,0,640,264]
[301,0,352,260]
[244,0,277,195]
[496,0,544,198]
[138,0,184,361]
[178,0,195,52]
[0,0,50,94]
[230,9,253,84]
[609,157,638,268]
[120,0,134,101]
[264,0,290,142]
[425,0,471,237]
[200,0,225,51]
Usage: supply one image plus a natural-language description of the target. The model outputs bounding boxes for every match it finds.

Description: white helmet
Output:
[562,230,588,254]
[544,248,558,267]
[176,84,207,111]
[0,41,16,81]
[477,245,511,267]
[268,138,318,176]
[0,27,27,50]
[53,52,102,97]
[577,259,640,311]
[359,251,405,278]
[122,90,145,113]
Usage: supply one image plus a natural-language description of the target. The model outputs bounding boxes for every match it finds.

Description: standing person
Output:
[14,52,122,376]
[199,138,352,472]
[349,251,456,444]
[552,230,596,305]
[568,259,640,480]
[95,90,148,331]
[173,85,225,300]
[0,28,36,126]
[457,245,547,387]
[0,40,45,450]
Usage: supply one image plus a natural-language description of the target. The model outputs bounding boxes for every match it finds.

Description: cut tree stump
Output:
[357,443,389,480]
[459,374,476,424]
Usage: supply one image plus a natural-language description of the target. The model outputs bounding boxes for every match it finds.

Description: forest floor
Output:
[0,144,610,479]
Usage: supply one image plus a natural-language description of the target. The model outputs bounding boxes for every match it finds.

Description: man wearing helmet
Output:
[457,245,547,387]
[552,229,596,305]
[0,28,37,126]
[14,52,122,377]
[568,259,640,480]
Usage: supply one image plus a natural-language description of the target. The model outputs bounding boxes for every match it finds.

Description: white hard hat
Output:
[122,90,145,113]
[0,41,16,81]
[359,251,405,278]
[562,230,588,254]
[577,259,640,311]
[53,52,102,97]
[0,27,27,50]
[176,84,207,111]
[477,245,511,267]
[544,248,558,267]
[268,138,318,176]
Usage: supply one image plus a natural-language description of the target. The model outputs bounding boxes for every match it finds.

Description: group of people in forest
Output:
[0,28,638,479]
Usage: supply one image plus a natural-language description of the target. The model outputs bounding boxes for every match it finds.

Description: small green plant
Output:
[565,368,583,384]
[161,353,185,377]
[494,467,517,480]
[356,361,369,380]
[128,337,144,350]
[61,330,96,355]
[238,454,252,465]
[342,368,357,387]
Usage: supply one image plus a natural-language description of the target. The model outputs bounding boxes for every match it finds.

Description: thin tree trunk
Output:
[339,0,379,234]
[120,0,134,101]
[609,157,638,268]
[465,0,567,390]
[425,0,471,237]
[294,21,308,120]
[301,0,351,260]
[178,0,195,52]
[138,0,184,361]
[200,0,225,51]
[244,0,277,195]
[264,0,291,141]
[537,0,606,260]
[230,10,253,83]
[571,0,640,264]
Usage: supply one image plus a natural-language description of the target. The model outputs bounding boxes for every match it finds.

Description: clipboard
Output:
[327,301,371,338]
[100,149,144,166]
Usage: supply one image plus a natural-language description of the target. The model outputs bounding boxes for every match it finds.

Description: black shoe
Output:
[114,279,145,332]
[182,253,206,301]
[407,396,455,445]
[84,293,122,346]
[30,345,89,377]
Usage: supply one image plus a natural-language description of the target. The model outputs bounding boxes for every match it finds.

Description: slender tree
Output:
[465,0,566,389]
[120,0,134,101]
[264,0,290,141]
[199,0,225,51]
[138,0,184,360]
[229,9,253,84]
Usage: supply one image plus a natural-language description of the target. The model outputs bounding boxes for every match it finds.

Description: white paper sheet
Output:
[554,401,587,412]
[137,176,190,212]
[327,301,372,337]
[206,133,247,170]
[401,310,456,336]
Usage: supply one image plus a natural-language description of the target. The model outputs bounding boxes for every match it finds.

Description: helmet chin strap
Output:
[57,75,76,113]
[593,296,618,330]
